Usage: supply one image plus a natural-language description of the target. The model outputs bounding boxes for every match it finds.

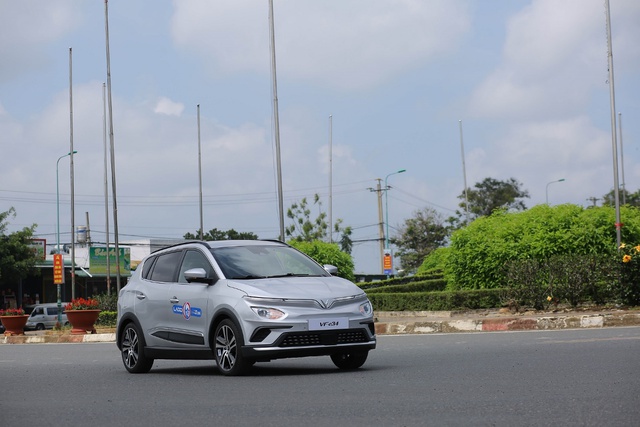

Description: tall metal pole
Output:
[546,179,566,205]
[269,0,285,241]
[328,114,333,243]
[56,153,69,316]
[459,120,470,224]
[618,112,626,205]
[605,0,621,248]
[105,0,122,292]
[197,104,204,240]
[69,47,76,299]
[102,83,111,295]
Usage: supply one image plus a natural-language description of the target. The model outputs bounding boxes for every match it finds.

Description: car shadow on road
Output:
[148,362,382,377]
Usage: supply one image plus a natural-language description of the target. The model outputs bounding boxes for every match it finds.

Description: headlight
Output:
[251,307,286,320]
[359,301,373,316]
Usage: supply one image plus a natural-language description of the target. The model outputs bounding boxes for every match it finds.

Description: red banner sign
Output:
[53,253,64,284]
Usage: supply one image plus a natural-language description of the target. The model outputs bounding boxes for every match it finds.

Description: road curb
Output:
[1,332,116,345]
[374,312,640,335]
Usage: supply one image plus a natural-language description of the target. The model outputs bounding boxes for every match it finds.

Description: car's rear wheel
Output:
[120,322,154,373]
[331,351,369,370]
[214,319,251,376]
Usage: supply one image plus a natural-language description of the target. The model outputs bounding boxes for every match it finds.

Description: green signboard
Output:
[89,247,131,275]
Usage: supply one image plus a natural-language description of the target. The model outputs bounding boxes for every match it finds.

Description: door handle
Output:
[170,297,179,304]
[136,293,146,300]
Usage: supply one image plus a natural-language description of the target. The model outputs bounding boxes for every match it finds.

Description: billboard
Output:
[29,239,46,260]
[89,247,131,275]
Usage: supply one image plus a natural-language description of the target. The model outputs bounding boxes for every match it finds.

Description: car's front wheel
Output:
[120,322,154,373]
[214,319,251,376]
[331,351,369,370]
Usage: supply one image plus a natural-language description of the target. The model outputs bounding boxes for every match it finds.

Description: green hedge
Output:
[365,278,447,294]
[97,310,117,327]
[367,289,504,311]
[358,274,436,290]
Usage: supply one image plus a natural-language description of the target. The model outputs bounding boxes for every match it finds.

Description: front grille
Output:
[278,329,369,347]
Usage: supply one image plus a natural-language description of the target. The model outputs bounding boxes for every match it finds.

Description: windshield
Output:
[209,245,330,280]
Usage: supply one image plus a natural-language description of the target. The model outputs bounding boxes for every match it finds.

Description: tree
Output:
[0,208,38,288]
[391,207,448,274]
[285,194,353,254]
[602,188,640,207]
[453,177,530,225]
[183,228,258,241]
[285,194,328,242]
[288,240,355,282]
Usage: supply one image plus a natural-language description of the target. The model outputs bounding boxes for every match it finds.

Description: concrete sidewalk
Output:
[2,308,639,344]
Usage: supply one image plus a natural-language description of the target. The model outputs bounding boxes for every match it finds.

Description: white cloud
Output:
[0,2,83,79]
[171,0,471,90]
[154,97,185,116]
[467,116,612,204]
[467,0,640,120]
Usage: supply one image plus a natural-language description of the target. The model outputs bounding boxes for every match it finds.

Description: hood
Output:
[226,276,363,300]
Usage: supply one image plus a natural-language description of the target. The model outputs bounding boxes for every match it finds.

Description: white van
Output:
[25,303,69,330]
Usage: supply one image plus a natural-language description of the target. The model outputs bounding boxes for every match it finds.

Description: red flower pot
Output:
[1,315,29,336]
[66,310,101,335]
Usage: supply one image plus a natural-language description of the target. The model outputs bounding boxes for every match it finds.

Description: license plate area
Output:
[308,317,348,331]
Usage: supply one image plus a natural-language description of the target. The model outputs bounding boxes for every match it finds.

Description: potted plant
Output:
[65,298,101,335]
[0,307,29,336]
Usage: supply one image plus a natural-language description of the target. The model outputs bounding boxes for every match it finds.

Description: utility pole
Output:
[587,197,600,207]
[368,179,385,274]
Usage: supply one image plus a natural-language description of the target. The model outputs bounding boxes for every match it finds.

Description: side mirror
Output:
[184,268,215,285]
[323,265,338,275]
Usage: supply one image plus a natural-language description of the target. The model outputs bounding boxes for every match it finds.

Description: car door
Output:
[165,249,214,347]
[136,250,184,348]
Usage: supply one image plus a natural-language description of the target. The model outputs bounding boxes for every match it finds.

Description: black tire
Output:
[331,351,369,370]
[35,323,45,331]
[214,319,251,376]
[119,322,154,374]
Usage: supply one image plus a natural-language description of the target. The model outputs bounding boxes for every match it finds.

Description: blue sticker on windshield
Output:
[172,302,202,320]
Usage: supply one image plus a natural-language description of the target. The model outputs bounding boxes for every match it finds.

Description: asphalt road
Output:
[2,327,639,426]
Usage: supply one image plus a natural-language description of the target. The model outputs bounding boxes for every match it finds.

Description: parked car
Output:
[25,303,69,330]
[116,240,376,375]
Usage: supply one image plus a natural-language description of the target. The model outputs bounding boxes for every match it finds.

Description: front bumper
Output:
[241,324,376,362]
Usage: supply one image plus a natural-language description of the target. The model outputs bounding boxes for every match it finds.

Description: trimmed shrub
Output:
[365,278,447,294]
[367,289,503,312]
[97,310,117,327]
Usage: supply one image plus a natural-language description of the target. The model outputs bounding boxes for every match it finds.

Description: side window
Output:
[32,307,44,316]
[149,251,184,283]
[48,307,59,316]
[178,250,214,283]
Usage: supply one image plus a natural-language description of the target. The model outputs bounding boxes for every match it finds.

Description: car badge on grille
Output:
[320,299,332,309]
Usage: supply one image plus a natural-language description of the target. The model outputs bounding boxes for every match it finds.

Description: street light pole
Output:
[56,150,77,322]
[384,169,406,250]
[545,178,565,205]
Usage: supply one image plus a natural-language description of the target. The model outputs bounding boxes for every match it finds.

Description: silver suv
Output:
[116,240,376,375]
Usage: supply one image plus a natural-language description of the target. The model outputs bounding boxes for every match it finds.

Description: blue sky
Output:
[1,0,639,274]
